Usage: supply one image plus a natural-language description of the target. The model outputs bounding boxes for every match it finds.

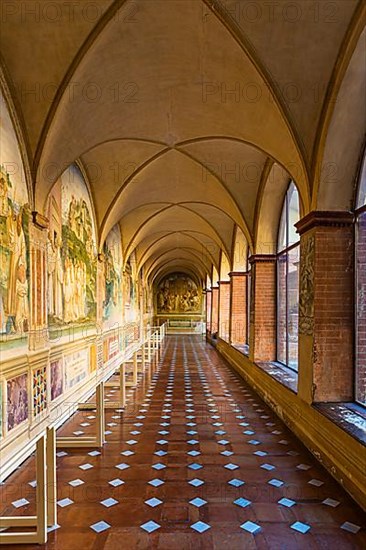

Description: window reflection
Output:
[277,182,300,371]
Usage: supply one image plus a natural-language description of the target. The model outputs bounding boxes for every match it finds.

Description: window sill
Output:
[314,402,366,446]
[233,344,249,356]
[255,361,298,394]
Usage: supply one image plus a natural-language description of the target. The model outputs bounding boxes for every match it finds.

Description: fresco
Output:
[32,366,47,416]
[0,92,30,339]
[7,373,28,431]
[103,333,119,363]
[47,164,97,328]
[64,349,89,390]
[124,253,139,322]
[103,224,123,328]
[89,343,97,373]
[50,359,63,401]
[157,273,201,314]
[123,259,133,310]
[0,383,2,438]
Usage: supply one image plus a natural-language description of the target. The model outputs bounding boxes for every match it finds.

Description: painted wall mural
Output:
[0,92,30,339]
[103,224,123,328]
[0,383,3,438]
[7,373,28,431]
[64,349,89,390]
[103,333,119,363]
[156,273,202,314]
[124,253,138,322]
[50,359,63,401]
[90,343,97,373]
[32,366,47,416]
[46,164,97,329]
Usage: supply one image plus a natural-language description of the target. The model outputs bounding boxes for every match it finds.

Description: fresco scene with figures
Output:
[6,373,28,432]
[123,255,138,323]
[157,273,202,314]
[46,164,97,332]
[0,5,366,548]
[103,224,123,329]
[0,93,30,343]
[50,359,63,402]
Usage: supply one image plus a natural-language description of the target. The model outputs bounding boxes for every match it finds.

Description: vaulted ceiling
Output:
[1,0,364,286]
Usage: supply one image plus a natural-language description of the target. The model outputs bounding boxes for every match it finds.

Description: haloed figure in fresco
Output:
[7,373,28,431]
[157,273,201,314]
[47,165,97,328]
[0,166,30,338]
[47,230,64,321]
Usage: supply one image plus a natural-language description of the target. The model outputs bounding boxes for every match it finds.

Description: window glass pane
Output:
[357,157,366,208]
[288,183,300,246]
[277,182,300,370]
[277,252,287,364]
[287,245,299,370]
[356,210,366,405]
[278,202,287,252]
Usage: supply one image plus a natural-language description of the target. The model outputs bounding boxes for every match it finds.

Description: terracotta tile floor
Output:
[1,336,365,549]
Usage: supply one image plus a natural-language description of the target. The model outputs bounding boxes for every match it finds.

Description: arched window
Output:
[277,182,300,370]
[355,155,366,405]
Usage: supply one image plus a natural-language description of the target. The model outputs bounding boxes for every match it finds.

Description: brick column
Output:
[211,286,219,335]
[296,212,354,403]
[249,255,276,363]
[218,281,230,341]
[356,209,366,402]
[229,271,247,345]
[205,290,212,333]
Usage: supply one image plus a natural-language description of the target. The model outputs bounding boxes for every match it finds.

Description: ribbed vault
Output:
[0,0,364,287]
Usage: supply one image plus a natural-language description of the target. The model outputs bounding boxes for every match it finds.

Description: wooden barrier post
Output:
[96,382,105,447]
[36,435,47,544]
[46,427,57,529]
[147,338,152,363]
[0,434,48,545]
[103,364,127,409]
[140,346,145,371]
[120,363,126,407]
[133,352,138,386]
[57,382,105,448]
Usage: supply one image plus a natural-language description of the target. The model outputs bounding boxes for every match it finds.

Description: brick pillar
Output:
[218,281,230,341]
[229,272,247,345]
[211,286,219,335]
[296,212,354,403]
[356,209,366,403]
[249,255,276,363]
[206,290,212,333]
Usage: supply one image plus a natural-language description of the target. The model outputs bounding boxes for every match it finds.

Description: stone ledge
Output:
[214,337,366,511]
[314,402,366,446]
[233,344,249,357]
[256,361,298,393]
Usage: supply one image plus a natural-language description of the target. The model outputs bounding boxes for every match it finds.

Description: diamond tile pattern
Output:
[2,336,365,548]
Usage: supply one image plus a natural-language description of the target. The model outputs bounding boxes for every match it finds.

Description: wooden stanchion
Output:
[57,382,105,448]
[147,337,152,363]
[46,427,57,529]
[0,429,55,545]
[140,346,145,371]
[132,352,138,386]
[103,363,127,409]
[120,363,126,407]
